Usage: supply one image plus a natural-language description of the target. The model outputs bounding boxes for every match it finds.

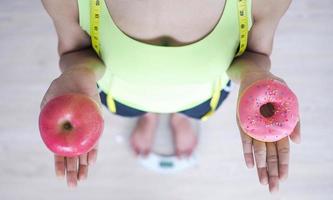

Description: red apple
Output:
[39,93,104,157]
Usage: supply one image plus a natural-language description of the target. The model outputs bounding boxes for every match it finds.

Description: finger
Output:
[253,140,266,168]
[79,154,88,166]
[267,142,279,193]
[78,154,89,181]
[88,148,98,165]
[269,176,279,194]
[289,121,301,144]
[54,155,65,178]
[78,164,88,181]
[236,117,254,168]
[277,137,290,181]
[66,157,78,188]
[240,129,254,168]
[257,167,268,185]
[253,140,268,185]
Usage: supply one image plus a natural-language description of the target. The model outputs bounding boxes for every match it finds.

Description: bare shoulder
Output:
[247,0,292,55]
[41,0,91,56]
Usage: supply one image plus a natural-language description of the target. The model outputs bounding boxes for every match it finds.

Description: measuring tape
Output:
[90,0,101,56]
[91,0,117,113]
[235,0,249,57]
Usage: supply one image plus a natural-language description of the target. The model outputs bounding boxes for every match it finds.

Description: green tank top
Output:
[78,0,253,113]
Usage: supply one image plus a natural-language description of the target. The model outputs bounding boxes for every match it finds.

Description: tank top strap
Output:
[201,0,251,121]
[200,77,223,121]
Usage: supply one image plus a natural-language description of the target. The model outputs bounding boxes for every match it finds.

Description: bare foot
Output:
[170,113,198,158]
[130,113,159,156]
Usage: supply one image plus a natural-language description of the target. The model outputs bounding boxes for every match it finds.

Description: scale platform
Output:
[113,114,201,173]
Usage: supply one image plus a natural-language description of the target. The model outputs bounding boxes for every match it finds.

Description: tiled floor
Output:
[0,0,332,199]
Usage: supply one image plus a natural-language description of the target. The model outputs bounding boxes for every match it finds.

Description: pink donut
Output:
[237,79,299,142]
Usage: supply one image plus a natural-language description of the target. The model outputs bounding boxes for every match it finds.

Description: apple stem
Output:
[260,102,275,118]
[62,121,73,131]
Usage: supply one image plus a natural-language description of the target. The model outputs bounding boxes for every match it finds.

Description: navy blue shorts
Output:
[97,80,232,120]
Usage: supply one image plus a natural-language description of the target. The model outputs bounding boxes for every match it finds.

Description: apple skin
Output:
[39,93,104,157]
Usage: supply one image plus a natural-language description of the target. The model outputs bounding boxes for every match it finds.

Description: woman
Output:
[41,0,301,193]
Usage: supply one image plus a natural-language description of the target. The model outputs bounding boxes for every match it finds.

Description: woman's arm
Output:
[59,48,105,81]
[41,0,105,80]
[227,0,292,82]
[41,0,106,187]
[227,0,301,194]
[227,50,271,85]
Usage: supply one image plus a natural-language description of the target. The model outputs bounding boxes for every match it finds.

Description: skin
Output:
[40,0,300,193]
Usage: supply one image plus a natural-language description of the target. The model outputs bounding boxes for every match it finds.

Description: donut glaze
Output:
[238,79,299,142]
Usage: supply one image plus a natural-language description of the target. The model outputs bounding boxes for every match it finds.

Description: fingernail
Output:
[91,160,96,165]
[88,157,96,165]
[294,138,301,144]
[246,162,254,169]
[279,174,288,182]
[261,177,268,185]
[79,174,87,181]
[270,187,279,194]
[68,182,77,189]
[56,172,64,180]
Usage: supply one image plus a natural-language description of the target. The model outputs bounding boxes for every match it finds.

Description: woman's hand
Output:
[40,67,102,187]
[236,71,301,193]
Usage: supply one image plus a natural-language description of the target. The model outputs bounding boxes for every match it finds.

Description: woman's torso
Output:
[78,0,252,112]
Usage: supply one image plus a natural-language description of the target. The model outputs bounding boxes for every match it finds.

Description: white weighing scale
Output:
[114,114,201,173]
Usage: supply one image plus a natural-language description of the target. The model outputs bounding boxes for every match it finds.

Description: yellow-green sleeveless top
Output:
[78,0,253,113]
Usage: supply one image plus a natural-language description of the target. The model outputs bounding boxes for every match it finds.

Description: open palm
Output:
[40,68,102,187]
[236,71,301,193]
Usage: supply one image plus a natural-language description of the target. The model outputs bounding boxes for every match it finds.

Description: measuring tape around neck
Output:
[90,0,101,56]
[90,0,117,113]
[235,0,249,57]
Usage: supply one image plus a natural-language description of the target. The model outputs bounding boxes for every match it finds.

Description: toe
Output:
[186,148,194,157]
[176,148,184,158]
[142,148,151,157]
[133,145,140,156]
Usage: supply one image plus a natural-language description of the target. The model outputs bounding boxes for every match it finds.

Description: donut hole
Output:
[260,102,275,118]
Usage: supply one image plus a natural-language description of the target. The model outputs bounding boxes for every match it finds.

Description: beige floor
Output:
[1,0,333,199]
